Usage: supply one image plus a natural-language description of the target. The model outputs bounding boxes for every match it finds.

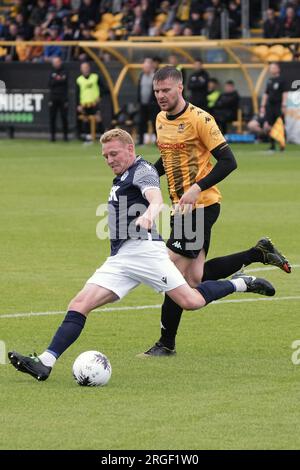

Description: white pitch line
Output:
[1,296,300,319]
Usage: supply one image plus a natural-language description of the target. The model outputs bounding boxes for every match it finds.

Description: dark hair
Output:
[226,80,235,85]
[195,57,203,63]
[153,66,182,83]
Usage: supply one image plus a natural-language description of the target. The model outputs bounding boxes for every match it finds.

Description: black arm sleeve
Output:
[154,157,165,177]
[196,142,237,191]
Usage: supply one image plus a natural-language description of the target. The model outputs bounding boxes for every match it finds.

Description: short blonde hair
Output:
[100,128,134,146]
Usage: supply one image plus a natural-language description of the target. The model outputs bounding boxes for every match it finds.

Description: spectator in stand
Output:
[228,0,241,38]
[279,0,300,19]
[186,8,203,35]
[42,6,63,30]
[280,6,300,37]
[3,23,18,61]
[202,7,221,39]
[187,58,210,110]
[13,0,32,22]
[129,4,149,36]
[4,22,18,41]
[78,0,100,26]
[16,34,32,61]
[263,8,281,38]
[212,80,240,134]
[44,25,63,62]
[50,0,71,20]
[28,0,48,27]
[15,13,33,40]
[207,78,221,110]
[29,25,45,62]
[176,0,192,23]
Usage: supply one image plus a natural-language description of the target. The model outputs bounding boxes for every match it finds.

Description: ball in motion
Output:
[72,350,112,386]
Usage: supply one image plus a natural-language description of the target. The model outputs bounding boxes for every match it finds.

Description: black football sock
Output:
[47,310,87,358]
[196,280,235,304]
[202,248,263,281]
[159,295,183,350]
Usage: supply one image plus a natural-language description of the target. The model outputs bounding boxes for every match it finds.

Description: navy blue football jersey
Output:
[108,156,162,255]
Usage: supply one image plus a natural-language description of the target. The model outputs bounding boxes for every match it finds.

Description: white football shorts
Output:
[86,239,186,299]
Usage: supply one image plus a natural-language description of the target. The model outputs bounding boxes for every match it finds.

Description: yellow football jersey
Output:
[156,103,226,207]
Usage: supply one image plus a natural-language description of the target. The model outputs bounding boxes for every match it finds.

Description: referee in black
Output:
[260,62,288,151]
[48,56,69,142]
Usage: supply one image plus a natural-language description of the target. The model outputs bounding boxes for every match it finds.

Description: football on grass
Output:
[72,351,112,386]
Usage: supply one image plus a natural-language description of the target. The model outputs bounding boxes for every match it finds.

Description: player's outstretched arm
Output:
[135,188,164,230]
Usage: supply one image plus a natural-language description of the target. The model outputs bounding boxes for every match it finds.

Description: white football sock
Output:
[230,277,247,292]
[38,351,57,368]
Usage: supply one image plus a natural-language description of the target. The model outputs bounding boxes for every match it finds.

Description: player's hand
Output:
[177,184,201,213]
[135,214,153,230]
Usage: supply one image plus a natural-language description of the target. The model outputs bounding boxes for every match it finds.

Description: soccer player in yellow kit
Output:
[141,66,291,357]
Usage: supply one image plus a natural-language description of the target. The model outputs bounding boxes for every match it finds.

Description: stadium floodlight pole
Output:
[241,0,250,38]
[221,8,229,39]
[262,0,270,21]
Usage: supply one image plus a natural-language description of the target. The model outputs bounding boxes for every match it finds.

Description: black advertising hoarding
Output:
[0,62,78,132]
[0,89,48,128]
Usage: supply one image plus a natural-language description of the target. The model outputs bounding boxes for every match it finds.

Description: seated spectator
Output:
[164,20,184,37]
[78,0,100,26]
[186,9,203,35]
[29,0,48,27]
[29,26,45,62]
[16,33,32,61]
[247,113,268,142]
[212,80,240,134]
[15,13,33,40]
[263,8,281,38]
[44,25,63,62]
[280,6,300,37]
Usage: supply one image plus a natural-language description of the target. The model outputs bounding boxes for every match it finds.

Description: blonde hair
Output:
[100,128,134,146]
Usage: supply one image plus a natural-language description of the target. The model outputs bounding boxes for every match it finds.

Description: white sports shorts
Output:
[86,239,186,299]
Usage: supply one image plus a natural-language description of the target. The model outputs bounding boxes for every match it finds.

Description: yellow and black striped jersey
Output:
[156,103,226,207]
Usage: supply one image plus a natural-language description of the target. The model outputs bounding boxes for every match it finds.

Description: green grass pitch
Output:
[0,140,299,450]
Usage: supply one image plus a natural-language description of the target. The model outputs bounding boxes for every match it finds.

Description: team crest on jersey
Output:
[158,124,163,130]
[120,170,129,181]
[108,185,120,201]
[178,123,185,133]
[274,82,279,90]
[205,116,211,123]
